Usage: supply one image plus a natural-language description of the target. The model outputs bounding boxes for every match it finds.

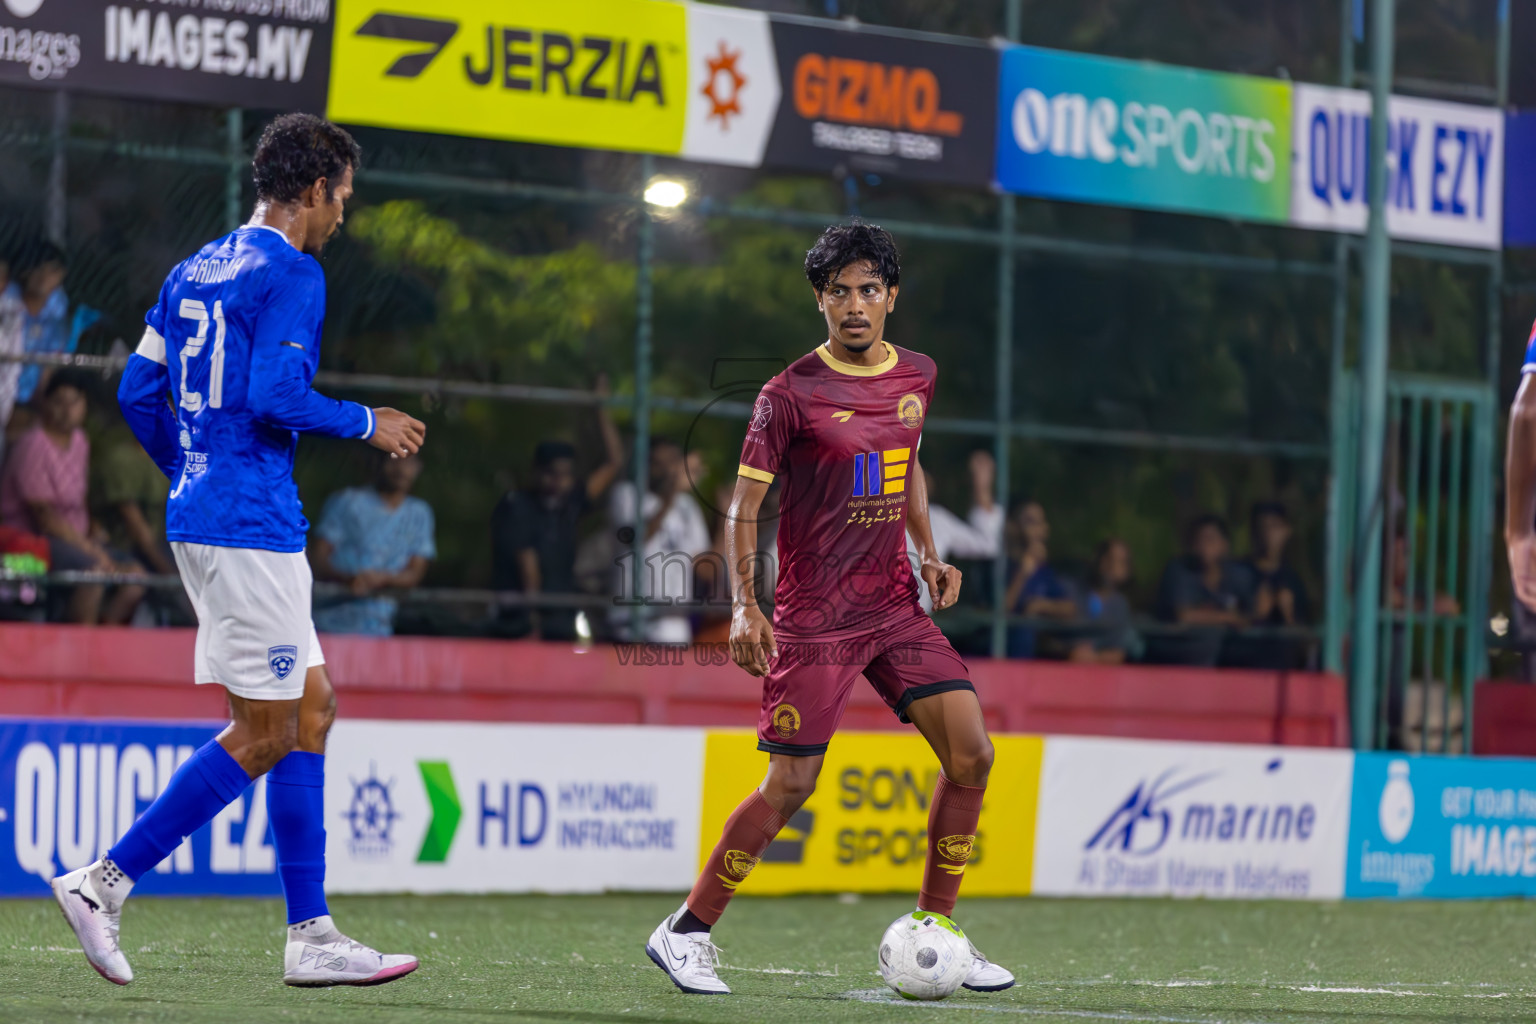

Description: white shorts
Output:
[172,541,326,701]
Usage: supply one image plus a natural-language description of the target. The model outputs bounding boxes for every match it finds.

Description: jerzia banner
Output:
[760,19,997,186]
[0,0,331,110]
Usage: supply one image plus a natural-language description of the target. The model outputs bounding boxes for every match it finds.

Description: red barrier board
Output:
[0,624,1348,746]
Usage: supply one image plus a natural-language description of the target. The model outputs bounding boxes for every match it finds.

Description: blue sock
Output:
[267,750,329,925]
[108,739,251,882]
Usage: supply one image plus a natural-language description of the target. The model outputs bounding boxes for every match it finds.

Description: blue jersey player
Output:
[52,114,425,988]
[1510,318,1536,609]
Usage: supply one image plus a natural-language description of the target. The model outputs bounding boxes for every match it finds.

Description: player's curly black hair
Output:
[252,113,362,205]
[804,220,901,293]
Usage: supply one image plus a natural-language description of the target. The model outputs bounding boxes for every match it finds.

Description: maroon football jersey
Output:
[737,340,936,640]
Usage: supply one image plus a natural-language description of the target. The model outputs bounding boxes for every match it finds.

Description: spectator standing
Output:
[0,371,144,623]
[310,454,436,637]
[1003,499,1076,657]
[1153,515,1254,666]
[1071,538,1140,664]
[9,242,71,407]
[907,449,1003,615]
[0,257,22,453]
[1245,501,1311,625]
[491,376,623,639]
[610,436,711,644]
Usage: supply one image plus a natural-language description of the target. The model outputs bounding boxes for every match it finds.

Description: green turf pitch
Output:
[3,894,1535,1023]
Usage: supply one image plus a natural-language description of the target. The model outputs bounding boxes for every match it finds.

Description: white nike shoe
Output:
[962,937,1016,992]
[283,916,419,987]
[52,859,133,985]
[645,907,730,995]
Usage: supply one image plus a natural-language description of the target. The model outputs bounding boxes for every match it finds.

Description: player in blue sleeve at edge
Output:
[1509,318,1536,611]
[52,114,426,989]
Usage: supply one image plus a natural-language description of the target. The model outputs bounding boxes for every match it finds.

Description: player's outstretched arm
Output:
[909,455,962,611]
[1507,375,1536,608]
[726,476,777,676]
[117,331,183,480]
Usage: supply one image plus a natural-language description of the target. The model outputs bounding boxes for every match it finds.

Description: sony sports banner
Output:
[0,718,280,898]
[323,721,704,894]
[994,45,1292,223]
[0,0,331,110]
[1032,736,1352,899]
[1346,753,1536,898]
[1291,84,1503,250]
[698,730,1042,895]
[760,19,997,186]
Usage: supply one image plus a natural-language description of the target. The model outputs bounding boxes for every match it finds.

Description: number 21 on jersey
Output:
[178,297,225,412]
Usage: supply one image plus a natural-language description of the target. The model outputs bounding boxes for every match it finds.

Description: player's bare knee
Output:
[763,758,821,814]
[945,738,994,788]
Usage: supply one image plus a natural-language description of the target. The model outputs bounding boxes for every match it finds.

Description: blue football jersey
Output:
[1525,317,1536,375]
[118,225,374,553]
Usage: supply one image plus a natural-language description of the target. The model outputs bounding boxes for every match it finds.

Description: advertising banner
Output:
[327,0,688,154]
[698,730,1042,895]
[0,718,279,898]
[994,45,1292,223]
[1032,737,1352,899]
[1502,110,1536,248]
[760,20,997,186]
[1346,753,1536,898]
[0,0,331,110]
[679,3,778,168]
[324,721,704,894]
[1291,83,1503,250]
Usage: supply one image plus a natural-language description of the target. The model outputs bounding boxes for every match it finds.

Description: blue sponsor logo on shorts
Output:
[268,645,298,680]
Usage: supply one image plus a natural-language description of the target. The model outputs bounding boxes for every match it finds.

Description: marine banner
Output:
[327,0,688,154]
[1032,736,1353,899]
[761,19,997,186]
[697,730,1042,895]
[0,0,331,110]
[994,44,1292,223]
[1291,83,1503,250]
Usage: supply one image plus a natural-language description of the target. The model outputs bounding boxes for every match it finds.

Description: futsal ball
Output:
[876,911,971,1000]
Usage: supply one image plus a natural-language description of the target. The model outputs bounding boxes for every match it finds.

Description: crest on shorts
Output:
[268,645,298,680]
[897,393,924,428]
[771,703,801,739]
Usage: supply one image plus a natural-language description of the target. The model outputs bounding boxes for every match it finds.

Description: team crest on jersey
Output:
[897,393,924,428]
[771,703,802,739]
[268,645,299,680]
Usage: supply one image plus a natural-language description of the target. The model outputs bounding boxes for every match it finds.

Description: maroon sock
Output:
[918,772,986,917]
[685,790,787,926]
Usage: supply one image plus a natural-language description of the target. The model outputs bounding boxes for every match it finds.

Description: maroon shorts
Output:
[755,611,973,756]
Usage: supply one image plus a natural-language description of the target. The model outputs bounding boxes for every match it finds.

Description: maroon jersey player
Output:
[644,223,1015,996]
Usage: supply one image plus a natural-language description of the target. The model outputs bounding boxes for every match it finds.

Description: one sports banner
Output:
[0,0,331,110]
[1346,752,1536,898]
[0,718,281,898]
[760,19,998,186]
[323,720,704,894]
[1291,83,1503,250]
[994,44,1293,224]
[698,730,1042,895]
[1032,736,1353,899]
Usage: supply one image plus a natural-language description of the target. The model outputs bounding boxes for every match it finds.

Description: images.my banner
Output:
[1032,736,1352,899]
[698,730,1042,895]
[0,0,331,110]
[994,44,1292,223]
[1346,752,1536,898]
[1291,83,1503,250]
[0,718,280,898]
